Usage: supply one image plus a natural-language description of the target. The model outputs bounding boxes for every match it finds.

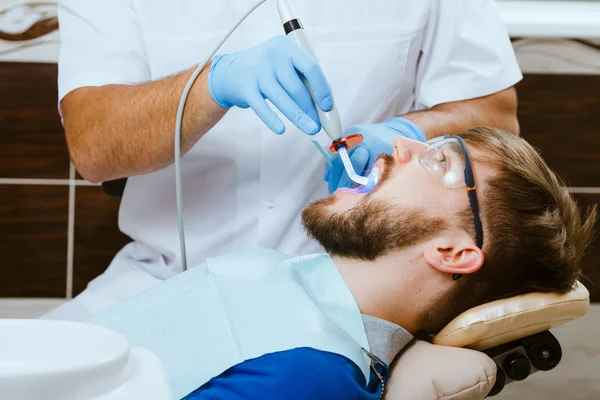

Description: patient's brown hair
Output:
[418,126,597,336]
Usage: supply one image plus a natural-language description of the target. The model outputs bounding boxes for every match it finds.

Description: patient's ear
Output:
[423,235,484,276]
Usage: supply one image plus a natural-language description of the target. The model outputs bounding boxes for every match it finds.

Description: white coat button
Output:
[266,200,276,209]
[265,20,273,29]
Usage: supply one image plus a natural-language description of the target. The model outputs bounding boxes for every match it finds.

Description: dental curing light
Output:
[276,0,368,185]
[174,0,372,270]
[276,0,342,142]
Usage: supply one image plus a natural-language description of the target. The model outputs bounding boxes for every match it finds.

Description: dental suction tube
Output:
[276,0,343,142]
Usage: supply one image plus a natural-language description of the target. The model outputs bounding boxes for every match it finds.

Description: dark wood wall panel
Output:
[0,184,67,297]
[517,74,600,302]
[573,194,600,302]
[517,74,600,188]
[73,186,131,296]
[0,62,69,179]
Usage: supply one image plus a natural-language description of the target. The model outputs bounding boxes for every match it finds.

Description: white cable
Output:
[174,0,267,271]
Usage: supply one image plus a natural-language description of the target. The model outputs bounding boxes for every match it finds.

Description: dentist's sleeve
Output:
[414,0,523,110]
[57,0,150,105]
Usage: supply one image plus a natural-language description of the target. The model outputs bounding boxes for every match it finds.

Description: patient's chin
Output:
[302,197,335,225]
[302,198,338,238]
[302,193,353,224]
[302,196,384,259]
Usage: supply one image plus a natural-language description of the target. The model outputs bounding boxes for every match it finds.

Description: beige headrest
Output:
[433,281,590,351]
[386,340,497,400]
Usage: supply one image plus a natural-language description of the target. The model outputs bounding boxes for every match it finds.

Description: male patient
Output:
[87,127,596,400]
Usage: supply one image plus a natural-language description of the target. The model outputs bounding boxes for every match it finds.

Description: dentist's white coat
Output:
[48,0,522,318]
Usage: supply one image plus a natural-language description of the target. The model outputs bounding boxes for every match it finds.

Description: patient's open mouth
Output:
[340,162,381,194]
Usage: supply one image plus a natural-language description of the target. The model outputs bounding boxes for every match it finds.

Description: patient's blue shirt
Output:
[185,314,412,399]
[185,347,387,400]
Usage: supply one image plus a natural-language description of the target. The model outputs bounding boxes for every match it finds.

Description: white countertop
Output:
[497,1,600,38]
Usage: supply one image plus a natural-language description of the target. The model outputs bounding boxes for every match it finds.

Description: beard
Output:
[302,154,447,260]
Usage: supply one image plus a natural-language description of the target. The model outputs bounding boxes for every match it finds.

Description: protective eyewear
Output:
[420,135,484,252]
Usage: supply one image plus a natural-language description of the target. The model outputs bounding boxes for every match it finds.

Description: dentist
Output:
[45,0,522,320]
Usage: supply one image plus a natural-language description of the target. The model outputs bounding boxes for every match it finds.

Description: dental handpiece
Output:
[276,0,343,142]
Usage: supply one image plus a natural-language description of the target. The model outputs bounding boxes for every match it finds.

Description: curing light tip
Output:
[338,147,368,186]
[337,146,380,194]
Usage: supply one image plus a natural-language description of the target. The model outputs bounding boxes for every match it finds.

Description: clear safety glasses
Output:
[419,135,484,252]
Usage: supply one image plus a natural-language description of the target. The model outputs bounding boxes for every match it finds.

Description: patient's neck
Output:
[331,252,427,334]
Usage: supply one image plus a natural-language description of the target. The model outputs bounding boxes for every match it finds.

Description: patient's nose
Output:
[392,136,427,162]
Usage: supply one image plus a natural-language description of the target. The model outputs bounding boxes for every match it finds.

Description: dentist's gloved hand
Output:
[208,35,333,135]
[324,117,426,193]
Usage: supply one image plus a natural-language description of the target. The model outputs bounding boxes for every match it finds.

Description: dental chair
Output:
[0,281,588,400]
[386,280,590,400]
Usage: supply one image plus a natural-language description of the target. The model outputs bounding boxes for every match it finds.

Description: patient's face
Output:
[302,136,494,259]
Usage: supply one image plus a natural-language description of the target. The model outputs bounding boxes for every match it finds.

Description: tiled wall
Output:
[0,61,131,301]
[0,1,131,304]
[0,2,599,307]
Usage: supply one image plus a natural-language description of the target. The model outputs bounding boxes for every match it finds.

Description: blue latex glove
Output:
[324,117,426,193]
[208,35,333,135]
